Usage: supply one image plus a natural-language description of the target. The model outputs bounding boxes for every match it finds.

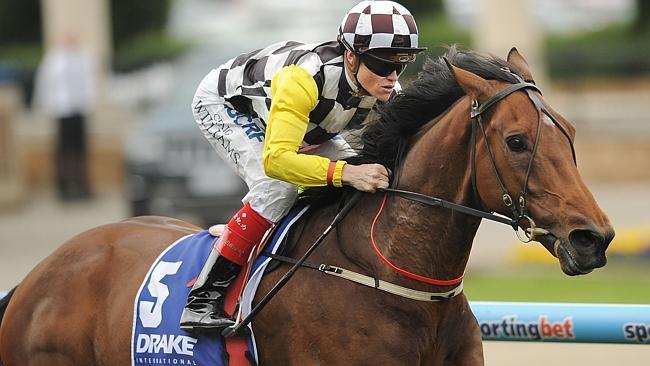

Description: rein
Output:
[379,188,516,226]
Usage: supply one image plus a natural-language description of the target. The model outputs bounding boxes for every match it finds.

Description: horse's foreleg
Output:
[450,325,484,366]
[451,344,484,366]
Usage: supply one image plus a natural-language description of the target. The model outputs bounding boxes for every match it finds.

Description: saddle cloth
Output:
[131,205,310,366]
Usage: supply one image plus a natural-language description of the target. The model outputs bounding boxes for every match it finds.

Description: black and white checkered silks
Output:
[193,40,399,222]
[339,1,422,54]
[200,40,392,146]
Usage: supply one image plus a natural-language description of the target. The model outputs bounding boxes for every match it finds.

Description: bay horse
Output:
[0,47,613,365]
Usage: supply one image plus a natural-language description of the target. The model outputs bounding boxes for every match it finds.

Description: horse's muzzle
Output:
[555,227,614,276]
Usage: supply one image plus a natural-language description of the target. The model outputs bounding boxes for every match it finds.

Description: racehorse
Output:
[0,47,613,365]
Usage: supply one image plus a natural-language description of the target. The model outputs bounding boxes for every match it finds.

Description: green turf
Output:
[464,259,650,304]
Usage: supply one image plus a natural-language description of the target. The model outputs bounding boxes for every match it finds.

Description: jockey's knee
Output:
[246,185,298,224]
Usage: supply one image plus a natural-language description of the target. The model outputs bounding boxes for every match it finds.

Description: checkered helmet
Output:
[338,1,426,61]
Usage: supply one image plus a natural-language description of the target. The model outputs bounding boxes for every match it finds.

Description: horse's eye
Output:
[506,136,527,152]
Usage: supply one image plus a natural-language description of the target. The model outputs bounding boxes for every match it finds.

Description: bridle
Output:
[468,72,576,241]
[383,71,577,242]
[368,72,578,287]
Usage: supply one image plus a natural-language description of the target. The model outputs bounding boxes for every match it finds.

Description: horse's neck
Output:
[378,99,481,288]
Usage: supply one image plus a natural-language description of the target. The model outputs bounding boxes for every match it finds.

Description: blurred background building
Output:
[0,0,649,364]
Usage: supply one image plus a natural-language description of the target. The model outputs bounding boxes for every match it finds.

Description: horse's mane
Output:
[300,45,524,207]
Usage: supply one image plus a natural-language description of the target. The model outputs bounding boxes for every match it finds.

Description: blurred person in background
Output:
[33,32,95,201]
[180,0,426,332]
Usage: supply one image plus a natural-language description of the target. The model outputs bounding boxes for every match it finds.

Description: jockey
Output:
[180,0,426,332]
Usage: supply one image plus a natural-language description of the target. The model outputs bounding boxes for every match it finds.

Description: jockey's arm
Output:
[263,65,347,187]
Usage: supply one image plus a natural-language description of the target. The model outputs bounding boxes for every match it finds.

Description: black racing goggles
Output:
[359,52,415,77]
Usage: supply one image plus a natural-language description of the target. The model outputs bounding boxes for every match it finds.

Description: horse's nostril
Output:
[569,229,605,249]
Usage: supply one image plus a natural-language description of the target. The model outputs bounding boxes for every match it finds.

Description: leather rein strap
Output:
[379,187,516,226]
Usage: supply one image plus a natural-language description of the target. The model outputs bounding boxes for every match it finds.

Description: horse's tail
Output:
[0,286,17,363]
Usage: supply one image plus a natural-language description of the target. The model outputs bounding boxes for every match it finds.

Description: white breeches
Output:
[192,96,354,223]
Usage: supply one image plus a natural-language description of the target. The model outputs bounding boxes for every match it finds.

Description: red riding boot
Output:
[179,203,271,332]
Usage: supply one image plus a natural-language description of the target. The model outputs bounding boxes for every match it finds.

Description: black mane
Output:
[301,46,524,206]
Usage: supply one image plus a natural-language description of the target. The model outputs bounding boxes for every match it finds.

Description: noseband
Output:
[384,73,577,242]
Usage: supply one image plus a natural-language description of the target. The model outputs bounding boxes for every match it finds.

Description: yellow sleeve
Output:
[263,65,347,187]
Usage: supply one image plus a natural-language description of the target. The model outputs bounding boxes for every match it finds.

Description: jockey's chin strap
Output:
[348,56,371,98]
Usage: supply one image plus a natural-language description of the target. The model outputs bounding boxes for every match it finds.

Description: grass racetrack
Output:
[465,259,650,365]
[465,259,650,304]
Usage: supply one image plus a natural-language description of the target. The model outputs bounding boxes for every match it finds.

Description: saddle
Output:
[130,204,311,366]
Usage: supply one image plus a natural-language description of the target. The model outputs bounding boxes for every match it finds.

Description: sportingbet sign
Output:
[470,301,650,344]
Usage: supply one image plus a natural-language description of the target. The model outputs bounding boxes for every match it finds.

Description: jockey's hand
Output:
[341,163,390,193]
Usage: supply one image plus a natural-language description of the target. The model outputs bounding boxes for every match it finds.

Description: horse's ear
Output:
[444,57,490,99]
[507,47,535,83]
